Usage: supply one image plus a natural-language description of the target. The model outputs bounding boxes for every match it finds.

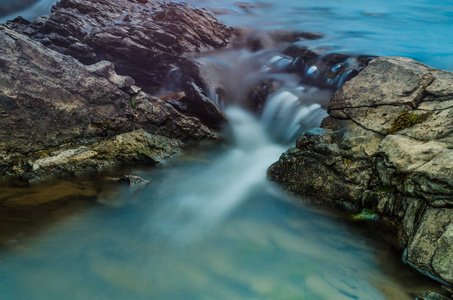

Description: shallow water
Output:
[0,147,436,300]
[0,0,450,299]
[0,108,441,300]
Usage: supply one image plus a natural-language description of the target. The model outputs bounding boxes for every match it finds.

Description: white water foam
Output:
[153,49,331,242]
[151,107,286,242]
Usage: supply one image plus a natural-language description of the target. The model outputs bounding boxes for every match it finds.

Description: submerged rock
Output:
[268,57,453,286]
[120,175,149,186]
[282,45,375,90]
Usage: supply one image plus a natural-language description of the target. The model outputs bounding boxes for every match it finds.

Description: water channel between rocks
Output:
[1,0,452,299]
[0,106,442,299]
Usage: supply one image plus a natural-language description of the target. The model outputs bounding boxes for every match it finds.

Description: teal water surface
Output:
[2,0,453,70]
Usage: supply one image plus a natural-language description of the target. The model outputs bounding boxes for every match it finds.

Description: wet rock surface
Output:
[164,82,227,130]
[268,57,453,286]
[24,130,181,182]
[7,0,235,93]
[0,23,216,181]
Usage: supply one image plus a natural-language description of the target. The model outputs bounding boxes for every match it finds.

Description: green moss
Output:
[38,150,49,157]
[386,109,424,135]
[374,185,396,194]
[351,209,379,221]
[343,157,351,167]
[130,95,136,109]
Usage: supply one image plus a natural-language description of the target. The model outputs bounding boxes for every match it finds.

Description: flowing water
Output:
[0,0,451,299]
[1,0,453,70]
[0,108,436,300]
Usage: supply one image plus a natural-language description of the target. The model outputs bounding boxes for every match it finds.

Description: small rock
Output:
[120,175,149,186]
[86,60,135,89]
[419,290,452,300]
[181,82,228,130]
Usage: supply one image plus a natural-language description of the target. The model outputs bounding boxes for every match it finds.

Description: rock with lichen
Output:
[0,23,217,181]
[268,56,453,286]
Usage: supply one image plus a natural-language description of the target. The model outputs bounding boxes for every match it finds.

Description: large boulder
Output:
[7,0,235,93]
[0,23,215,180]
[268,57,453,286]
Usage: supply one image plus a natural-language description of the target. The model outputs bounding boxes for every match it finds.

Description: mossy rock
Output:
[386,109,427,135]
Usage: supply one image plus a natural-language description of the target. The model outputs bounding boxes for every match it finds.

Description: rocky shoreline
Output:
[1,0,452,297]
[268,57,453,292]
[0,0,233,183]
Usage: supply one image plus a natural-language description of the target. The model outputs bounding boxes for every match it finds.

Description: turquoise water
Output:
[0,145,427,300]
[0,109,437,300]
[0,1,450,299]
[2,0,452,70]
[188,0,453,70]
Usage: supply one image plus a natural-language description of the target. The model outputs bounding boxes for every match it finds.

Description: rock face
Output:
[8,0,235,93]
[268,57,453,286]
[165,82,228,130]
[0,23,216,180]
[26,130,180,181]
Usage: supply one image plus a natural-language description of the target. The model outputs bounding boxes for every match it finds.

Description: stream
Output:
[1,0,452,299]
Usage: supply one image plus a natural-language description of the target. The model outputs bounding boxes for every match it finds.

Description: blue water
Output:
[0,1,449,299]
[3,0,453,70]
[188,0,453,70]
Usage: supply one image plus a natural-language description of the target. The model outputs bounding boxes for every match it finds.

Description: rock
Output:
[268,57,453,285]
[161,83,227,131]
[31,147,98,173]
[19,130,181,182]
[283,44,375,90]
[405,208,453,284]
[181,82,227,130]
[419,290,452,300]
[0,24,216,181]
[8,0,235,93]
[92,130,181,165]
[120,175,149,186]
[86,60,135,90]
[96,174,150,207]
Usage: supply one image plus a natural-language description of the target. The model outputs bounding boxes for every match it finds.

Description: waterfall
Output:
[152,49,332,241]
